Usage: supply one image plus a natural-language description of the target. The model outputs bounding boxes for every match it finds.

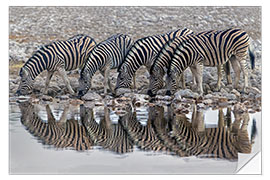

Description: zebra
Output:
[80,105,134,154]
[148,28,255,96]
[19,101,93,151]
[170,105,252,160]
[148,30,232,97]
[16,34,96,96]
[78,34,133,97]
[114,28,193,95]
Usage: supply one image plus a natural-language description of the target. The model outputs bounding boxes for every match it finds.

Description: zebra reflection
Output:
[80,105,134,154]
[19,101,93,151]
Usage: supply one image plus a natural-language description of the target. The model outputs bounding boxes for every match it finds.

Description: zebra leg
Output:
[239,60,249,92]
[59,105,69,124]
[45,104,56,123]
[197,64,204,95]
[132,75,136,90]
[190,65,198,91]
[230,56,241,90]
[180,72,186,89]
[57,67,75,95]
[216,65,222,91]
[224,61,232,85]
[104,67,111,95]
[190,64,203,95]
[44,71,54,94]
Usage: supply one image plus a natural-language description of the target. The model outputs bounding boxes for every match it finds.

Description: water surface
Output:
[9,100,261,174]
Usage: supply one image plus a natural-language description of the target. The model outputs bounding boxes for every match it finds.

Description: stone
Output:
[59,95,69,100]
[231,89,241,97]
[248,87,261,94]
[233,102,247,113]
[175,89,199,99]
[202,99,213,105]
[204,94,213,99]
[42,95,53,101]
[226,93,237,100]
[218,97,228,106]
[115,88,132,96]
[69,99,84,105]
[81,92,102,101]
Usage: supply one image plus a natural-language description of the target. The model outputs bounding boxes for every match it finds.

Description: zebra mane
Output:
[167,37,190,75]
[149,36,187,75]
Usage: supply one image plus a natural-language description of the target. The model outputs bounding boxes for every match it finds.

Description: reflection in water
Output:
[19,101,253,161]
[19,102,93,151]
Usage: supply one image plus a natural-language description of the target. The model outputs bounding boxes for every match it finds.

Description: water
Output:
[9,100,261,174]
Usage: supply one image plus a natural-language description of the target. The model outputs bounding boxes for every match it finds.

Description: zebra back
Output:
[118,28,193,72]
[20,34,96,80]
[81,34,133,77]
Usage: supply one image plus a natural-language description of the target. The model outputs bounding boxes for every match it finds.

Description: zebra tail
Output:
[248,46,255,70]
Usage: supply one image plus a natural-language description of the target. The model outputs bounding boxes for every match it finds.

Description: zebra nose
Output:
[165,90,171,96]
[78,90,84,98]
[147,90,156,97]
[15,90,21,96]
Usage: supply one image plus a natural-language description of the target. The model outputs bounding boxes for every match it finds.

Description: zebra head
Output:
[78,69,91,97]
[115,65,132,91]
[16,67,33,95]
[165,68,179,96]
[147,67,165,97]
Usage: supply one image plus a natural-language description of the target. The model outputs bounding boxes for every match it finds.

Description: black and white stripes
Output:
[16,34,96,95]
[78,34,133,96]
[114,28,193,92]
[148,28,255,96]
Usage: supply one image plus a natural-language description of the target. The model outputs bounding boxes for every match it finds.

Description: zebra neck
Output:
[24,58,47,80]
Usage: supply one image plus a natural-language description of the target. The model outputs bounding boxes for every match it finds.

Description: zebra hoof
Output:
[165,90,171,96]
[147,90,156,97]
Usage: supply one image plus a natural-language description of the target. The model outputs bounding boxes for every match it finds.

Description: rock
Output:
[196,96,204,103]
[202,99,213,105]
[173,92,182,102]
[115,88,132,96]
[30,98,40,103]
[233,102,247,113]
[220,88,227,94]
[175,89,199,99]
[69,99,84,105]
[42,95,53,101]
[17,95,31,102]
[218,97,228,106]
[155,95,172,101]
[255,94,261,101]
[249,87,261,94]
[226,93,237,100]
[59,95,69,100]
[81,92,102,101]
[231,89,241,97]
[204,94,213,99]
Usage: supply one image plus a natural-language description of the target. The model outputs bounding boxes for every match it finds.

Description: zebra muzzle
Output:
[165,90,172,96]
[147,90,156,97]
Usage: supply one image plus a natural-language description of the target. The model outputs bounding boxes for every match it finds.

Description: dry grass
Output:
[9,61,24,75]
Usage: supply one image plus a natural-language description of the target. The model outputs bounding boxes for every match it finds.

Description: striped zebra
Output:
[119,104,172,153]
[16,34,96,95]
[148,28,255,96]
[114,28,193,95]
[170,105,252,160]
[19,101,93,151]
[78,34,133,97]
[80,105,134,154]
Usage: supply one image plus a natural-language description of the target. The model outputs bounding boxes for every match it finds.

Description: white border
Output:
[3,0,268,179]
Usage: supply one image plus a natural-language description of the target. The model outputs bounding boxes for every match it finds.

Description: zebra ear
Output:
[19,67,28,77]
